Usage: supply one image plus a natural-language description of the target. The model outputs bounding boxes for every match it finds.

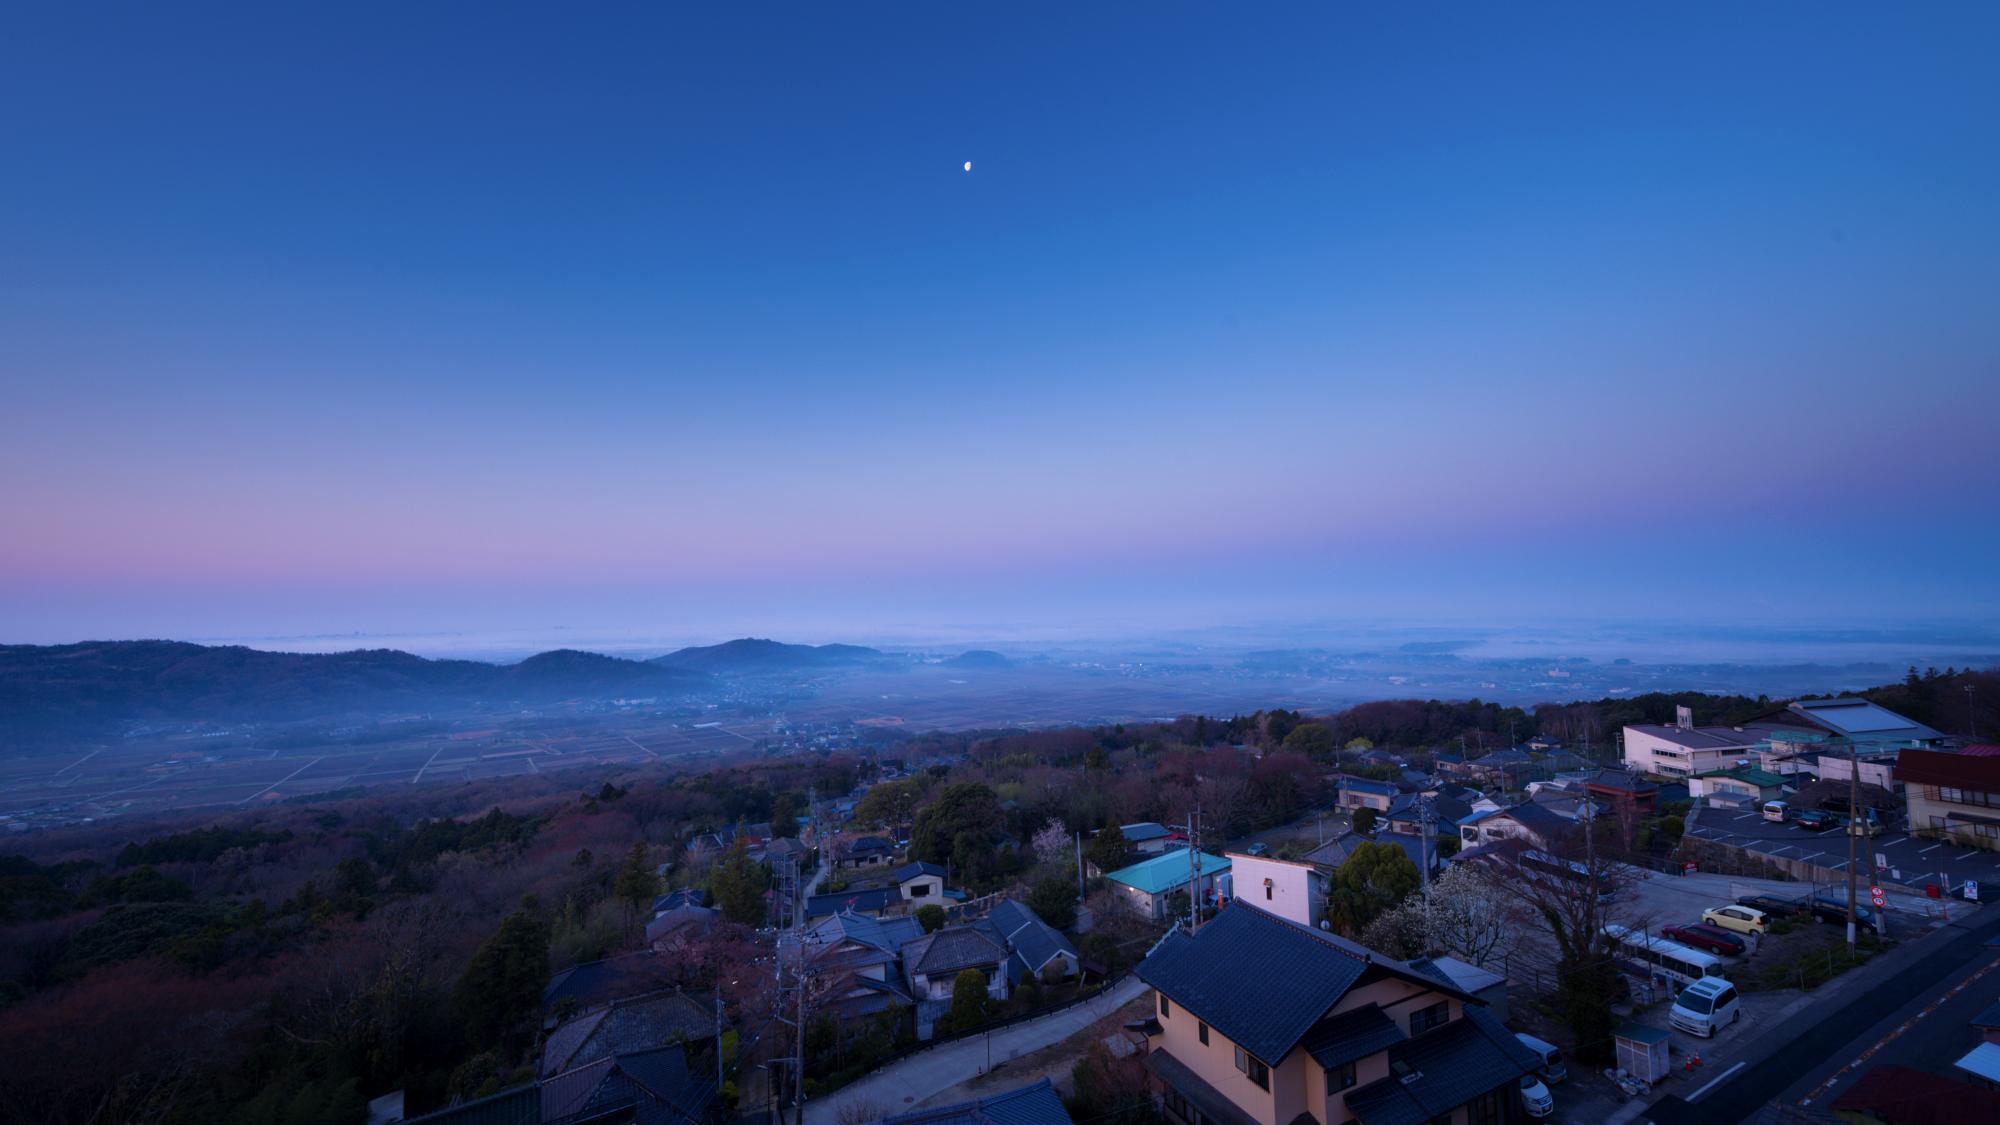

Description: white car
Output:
[1520,1074,1554,1118]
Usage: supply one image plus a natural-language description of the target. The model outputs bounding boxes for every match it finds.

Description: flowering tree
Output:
[1031,818,1071,867]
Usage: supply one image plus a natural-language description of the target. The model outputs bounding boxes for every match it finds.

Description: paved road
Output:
[802,975,1149,1124]
[1647,901,2000,1123]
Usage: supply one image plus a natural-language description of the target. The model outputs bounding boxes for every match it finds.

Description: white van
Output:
[1669,977,1741,1038]
[1762,800,1788,823]
[1514,1032,1567,1083]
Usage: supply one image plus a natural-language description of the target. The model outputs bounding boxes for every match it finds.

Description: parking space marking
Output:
[1735,813,1757,821]
[1921,843,1944,854]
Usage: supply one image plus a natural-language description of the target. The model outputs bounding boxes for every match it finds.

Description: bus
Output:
[1602,923,1725,987]
[1522,850,1618,902]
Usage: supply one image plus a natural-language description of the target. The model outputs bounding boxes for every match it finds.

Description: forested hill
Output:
[648,637,889,673]
[0,641,714,743]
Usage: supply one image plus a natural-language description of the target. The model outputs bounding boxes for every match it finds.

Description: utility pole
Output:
[1969,683,1981,741]
[1418,795,1433,900]
[1187,804,1202,932]
[1846,738,1860,951]
[714,982,725,1090]
[1075,831,1085,901]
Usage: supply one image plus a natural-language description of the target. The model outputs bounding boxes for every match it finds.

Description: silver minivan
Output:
[1670,977,1741,1037]
[1514,1032,1567,1083]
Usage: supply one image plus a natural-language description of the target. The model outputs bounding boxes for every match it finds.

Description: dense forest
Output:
[0,666,1990,1123]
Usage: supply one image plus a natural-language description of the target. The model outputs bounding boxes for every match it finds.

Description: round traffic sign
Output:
[1869,886,1883,897]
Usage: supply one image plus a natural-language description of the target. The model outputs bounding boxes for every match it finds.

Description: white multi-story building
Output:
[1623,708,1764,778]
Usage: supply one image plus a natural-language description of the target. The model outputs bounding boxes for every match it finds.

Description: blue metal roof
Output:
[1106,850,1231,895]
[1138,902,1367,1065]
[1341,777,1401,796]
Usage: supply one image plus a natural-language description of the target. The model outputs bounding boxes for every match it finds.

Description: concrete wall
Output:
[1817,756,1899,791]
[1226,854,1324,929]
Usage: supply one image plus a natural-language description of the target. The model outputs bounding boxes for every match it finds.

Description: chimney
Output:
[1676,705,1694,732]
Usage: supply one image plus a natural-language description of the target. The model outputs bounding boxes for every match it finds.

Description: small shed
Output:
[1615,1023,1671,1085]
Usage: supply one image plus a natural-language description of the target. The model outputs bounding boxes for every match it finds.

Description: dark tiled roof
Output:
[1975,1002,2000,1029]
[543,953,676,1011]
[1300,1003,1405,1069]
[1120,822,1172,842]
[1587,769,1659,794]
[540,991,715,1077]
[1342,1006,1539,1125]
[541,1046,712,1125]
[1496,801,1570,838]
[850,835,896,852]
[1831,1063,2000,1124]
[910,926,1006,976]
[1145,1050,1261,1125]
[405,1084,541,1125]
[883,1076,1075,1125]
[1899,749,2000,789]
[988,898,1078,975]
[1138,903,1367,1064]
[892,861,948,883]
[1303,832,1438,873]
[805,886,901,917]
[1341,777,1401,797]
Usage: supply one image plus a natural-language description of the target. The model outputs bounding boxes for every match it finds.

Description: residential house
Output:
[904,924,1011,1038]
[1225,853,1327,929]
[890,861,949,904]
[1829,1065,2000,1123]
[1121,822,1184,856]
[1300,832,1441,880]
[758,835,810,867]
[1383,794,1472,838]
[840,836,898,869]
[1583,769,1660,817]
[1421,956,1510,1023]
[1897,749,2000,850]
[1460,748,1535,790]
[540,1046,715,1125]
[881,1077,1074,1125]
[805,885,904,919]
[645,900,719,946]
[1137,902,1543,1125]
[1336,777,1398,814]
[1456,801,1570,851]
[985,899,1080,983]
[786,910,923,1021]
[1105,851,1233,922]
[540,990,716,1078]
[409,1047,716,1125]
[1687,767,1786,806]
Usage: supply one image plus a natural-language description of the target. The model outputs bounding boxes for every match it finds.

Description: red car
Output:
[1662,923,1746,956]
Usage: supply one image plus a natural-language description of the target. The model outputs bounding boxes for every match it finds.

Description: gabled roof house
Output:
[1137,903,1541,1125]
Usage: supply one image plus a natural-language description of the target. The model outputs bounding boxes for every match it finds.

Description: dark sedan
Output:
[1792,809,1843,831]
[1662,922,1747,956]
[1737,893,1807,918]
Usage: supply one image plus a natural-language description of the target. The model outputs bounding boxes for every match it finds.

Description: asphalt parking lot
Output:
[1686,806,2000,899]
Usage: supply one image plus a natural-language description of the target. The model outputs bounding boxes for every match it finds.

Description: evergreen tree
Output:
[708,846,767,926]
[453,896,550,1049]
[614,842,656,908]
[947,968,990,1031]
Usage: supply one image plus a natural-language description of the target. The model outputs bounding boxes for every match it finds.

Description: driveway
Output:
[802,975,1149,1123]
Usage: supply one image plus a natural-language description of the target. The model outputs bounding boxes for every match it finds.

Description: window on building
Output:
[1265,881,1274,902]
[1465,1086,1507,1125]
[908,884,930,897]
[1234,1045,1269,1090]
[1198,1021,1209,1045]
[1330,1060,1356,1090]
[1160,995,1170,1019]
[1409,1000,1450,1035]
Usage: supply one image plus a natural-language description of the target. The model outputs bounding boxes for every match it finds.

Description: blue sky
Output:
[2,3,1996,646]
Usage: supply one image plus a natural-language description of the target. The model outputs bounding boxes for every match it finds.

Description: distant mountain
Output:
[0,641,711,743]
[650,638,889,674]
[944,650,1012,669]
